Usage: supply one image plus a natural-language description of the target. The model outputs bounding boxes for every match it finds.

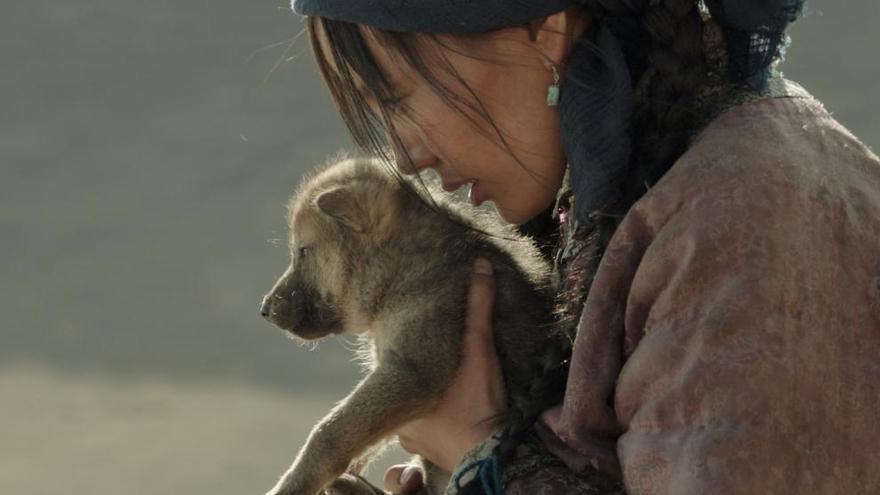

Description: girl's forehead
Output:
[359,28,421,88]
[313,20,421,91]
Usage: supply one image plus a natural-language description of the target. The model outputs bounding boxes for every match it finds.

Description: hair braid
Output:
[571,0,710,301]
[623,0,709,205]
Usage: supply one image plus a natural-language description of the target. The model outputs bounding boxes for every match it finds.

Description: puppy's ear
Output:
[314,186,367,233]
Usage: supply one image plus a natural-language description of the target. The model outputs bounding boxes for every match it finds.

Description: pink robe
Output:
[531,92,880,493]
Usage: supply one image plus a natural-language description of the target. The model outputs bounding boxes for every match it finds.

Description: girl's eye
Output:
[379,95,405,112]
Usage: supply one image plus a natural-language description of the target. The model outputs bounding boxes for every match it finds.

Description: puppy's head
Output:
[260,157,403,339]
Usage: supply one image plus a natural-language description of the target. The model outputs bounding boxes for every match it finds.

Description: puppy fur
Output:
[261,156,558,495]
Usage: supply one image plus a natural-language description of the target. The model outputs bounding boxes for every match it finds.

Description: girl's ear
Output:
[314,186,368,233]
[528,7,593,65]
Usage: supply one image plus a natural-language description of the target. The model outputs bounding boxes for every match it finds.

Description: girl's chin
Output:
[467,179,485,207]
[495,195,557,226]
[493,202,527,225]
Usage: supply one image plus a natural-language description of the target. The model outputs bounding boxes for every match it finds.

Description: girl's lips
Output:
[437,178,485,206]
[441,181,463,192]
[441,178,473,193]
[468,180,484,206]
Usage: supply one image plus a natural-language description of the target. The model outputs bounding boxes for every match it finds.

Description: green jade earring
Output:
[547,63,561,106]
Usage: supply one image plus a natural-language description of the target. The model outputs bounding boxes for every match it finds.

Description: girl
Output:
[287,1,880,493]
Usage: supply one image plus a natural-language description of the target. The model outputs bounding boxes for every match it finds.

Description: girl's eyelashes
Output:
[362,89,406,117]
[379,95,405,112]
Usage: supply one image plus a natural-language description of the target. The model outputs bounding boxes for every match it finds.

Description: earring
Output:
[546,63,561,107]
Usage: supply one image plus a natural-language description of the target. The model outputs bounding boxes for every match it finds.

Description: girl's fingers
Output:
[462,258,506,418]
[465,258,496,354]
[383,464,424,494]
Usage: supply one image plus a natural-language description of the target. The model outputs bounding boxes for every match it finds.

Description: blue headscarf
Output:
[293,0,805,221]
[293,0,572,34]
[704,0,805,90]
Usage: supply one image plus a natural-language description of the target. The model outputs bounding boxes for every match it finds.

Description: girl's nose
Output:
[393,142,438,175]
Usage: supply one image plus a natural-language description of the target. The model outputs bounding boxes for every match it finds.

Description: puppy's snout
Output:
[260,285,306,331]
[259,297,272,318]
[259,292,288,321]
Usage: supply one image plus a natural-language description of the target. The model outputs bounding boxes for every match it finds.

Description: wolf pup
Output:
[260,156,560,495]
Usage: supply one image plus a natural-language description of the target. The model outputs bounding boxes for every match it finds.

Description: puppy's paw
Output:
[264,477,317,495]
[263,482,295,495]
[324,473,385,495]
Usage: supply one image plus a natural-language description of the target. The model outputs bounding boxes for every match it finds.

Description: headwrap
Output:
[293,0,572,34]
[704,0,805,90]
[292,0,805,222]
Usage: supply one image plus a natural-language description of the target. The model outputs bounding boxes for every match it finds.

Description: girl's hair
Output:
[308,0,711,484]
[306,17,557,189]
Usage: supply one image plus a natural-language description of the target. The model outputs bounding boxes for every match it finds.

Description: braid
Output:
[622,0,709,206]
[575,0,711,302]
[491,0,712,487]
[495,325,573,462]
[493,222,615,467]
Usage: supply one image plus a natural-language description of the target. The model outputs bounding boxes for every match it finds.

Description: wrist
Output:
[401,417,501,472]
[452,421,499,467]
[447,429,505,492]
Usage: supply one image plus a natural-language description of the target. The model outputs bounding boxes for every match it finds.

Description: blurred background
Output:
[1,1,877,493]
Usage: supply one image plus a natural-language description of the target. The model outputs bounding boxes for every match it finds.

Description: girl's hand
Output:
[382,465,424,495]
[383,258,507,493]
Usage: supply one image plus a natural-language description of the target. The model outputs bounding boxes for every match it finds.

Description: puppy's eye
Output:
[298,246,309,258]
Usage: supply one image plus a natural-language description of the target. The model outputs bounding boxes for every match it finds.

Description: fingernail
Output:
[474,258,493,275]
[400,467,418,485]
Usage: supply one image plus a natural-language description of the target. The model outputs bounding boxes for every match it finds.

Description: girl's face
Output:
[316,12,587,224]
[362,30,564,225]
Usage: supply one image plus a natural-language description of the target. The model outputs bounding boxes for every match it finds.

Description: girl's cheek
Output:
[418,127,442,161]
[412,111,446,161]
[431,108,474,155]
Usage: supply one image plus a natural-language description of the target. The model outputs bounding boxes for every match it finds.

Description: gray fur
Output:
[260,156,557,495]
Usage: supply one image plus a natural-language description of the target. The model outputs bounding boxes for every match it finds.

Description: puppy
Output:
[260,156,560,495]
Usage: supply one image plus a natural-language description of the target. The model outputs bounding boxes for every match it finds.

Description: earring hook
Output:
[547,63,561,106]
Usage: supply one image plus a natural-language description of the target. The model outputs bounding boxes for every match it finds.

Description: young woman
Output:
[288,1,880,493]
